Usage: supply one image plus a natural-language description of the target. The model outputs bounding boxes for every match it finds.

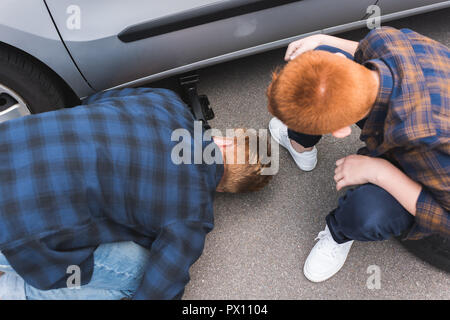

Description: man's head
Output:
[266,50,379,137]
[213,129,273,193]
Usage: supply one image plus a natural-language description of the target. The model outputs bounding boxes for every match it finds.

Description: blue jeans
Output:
[0,241,150,300]
[326,184,416,244]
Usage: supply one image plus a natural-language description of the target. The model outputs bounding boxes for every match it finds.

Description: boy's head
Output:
[266,50,379,136]
[214,129,273,193]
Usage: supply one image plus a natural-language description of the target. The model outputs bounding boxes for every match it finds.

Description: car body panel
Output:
[1,1,449,99]
[377,0,447,14]
[0,0,94,98]
[45,0,375,91]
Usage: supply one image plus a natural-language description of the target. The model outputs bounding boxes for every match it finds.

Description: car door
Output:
[44,0,375,92]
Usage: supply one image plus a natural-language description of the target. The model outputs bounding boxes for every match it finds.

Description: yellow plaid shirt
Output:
[354,27,449,240]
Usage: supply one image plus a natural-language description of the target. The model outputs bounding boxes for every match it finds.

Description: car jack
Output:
[179,73,214,130]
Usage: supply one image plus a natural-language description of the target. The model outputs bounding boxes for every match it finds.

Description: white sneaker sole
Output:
[303,256,348,283]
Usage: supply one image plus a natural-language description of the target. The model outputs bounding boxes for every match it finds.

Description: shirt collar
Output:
[360,59,394,150]
[367,58,394,108]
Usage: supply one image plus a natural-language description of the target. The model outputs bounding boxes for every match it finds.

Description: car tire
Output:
[398,235,450,272]
[0,43,77,117]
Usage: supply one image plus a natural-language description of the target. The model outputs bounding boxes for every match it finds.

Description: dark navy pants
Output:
[326,184,415,243]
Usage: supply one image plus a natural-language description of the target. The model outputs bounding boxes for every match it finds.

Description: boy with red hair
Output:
[267,27,449,282]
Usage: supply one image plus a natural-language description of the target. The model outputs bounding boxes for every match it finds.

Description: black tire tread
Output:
[0,43,68,113]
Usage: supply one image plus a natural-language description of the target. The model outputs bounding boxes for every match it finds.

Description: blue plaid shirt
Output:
[0,88,223,299]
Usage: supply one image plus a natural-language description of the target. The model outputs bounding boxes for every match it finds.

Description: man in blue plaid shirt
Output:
[0,87,272,300]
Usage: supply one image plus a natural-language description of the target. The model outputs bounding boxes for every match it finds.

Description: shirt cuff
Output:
[416,187,436,220]
[414,187,448,237]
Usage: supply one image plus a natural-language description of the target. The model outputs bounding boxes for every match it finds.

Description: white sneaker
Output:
[268,117,317,171]
[303,225,354,282]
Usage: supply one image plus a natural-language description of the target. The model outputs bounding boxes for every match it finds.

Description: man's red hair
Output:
[267,50,378,135]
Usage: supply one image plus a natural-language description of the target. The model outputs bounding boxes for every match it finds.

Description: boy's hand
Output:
[335,155,422,215]
[334,155,388,191]
[285,34,324,61]
[285,34,359,61]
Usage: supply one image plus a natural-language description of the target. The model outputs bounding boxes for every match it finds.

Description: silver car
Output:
[0,0,449,120]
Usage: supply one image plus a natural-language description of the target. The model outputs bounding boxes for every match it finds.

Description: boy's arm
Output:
[371,159,422,215]
[285,34,359,61]
[334,155,421,215]
[371,159,450,238]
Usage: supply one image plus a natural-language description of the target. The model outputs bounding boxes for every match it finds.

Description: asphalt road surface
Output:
[182,8,450,300]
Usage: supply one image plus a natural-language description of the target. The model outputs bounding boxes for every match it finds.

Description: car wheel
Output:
[0,43,76,122]
[399,235,450,272]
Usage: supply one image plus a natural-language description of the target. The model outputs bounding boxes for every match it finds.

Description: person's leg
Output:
[269,117,318,171]
[0,251,27,300]
[1,241,150,300]
[0,271,26,300]
[304,183,415,282]
[287,129,322,150]
[25,241,151,300]
[326,183,415,243]
[0,251,16,274]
